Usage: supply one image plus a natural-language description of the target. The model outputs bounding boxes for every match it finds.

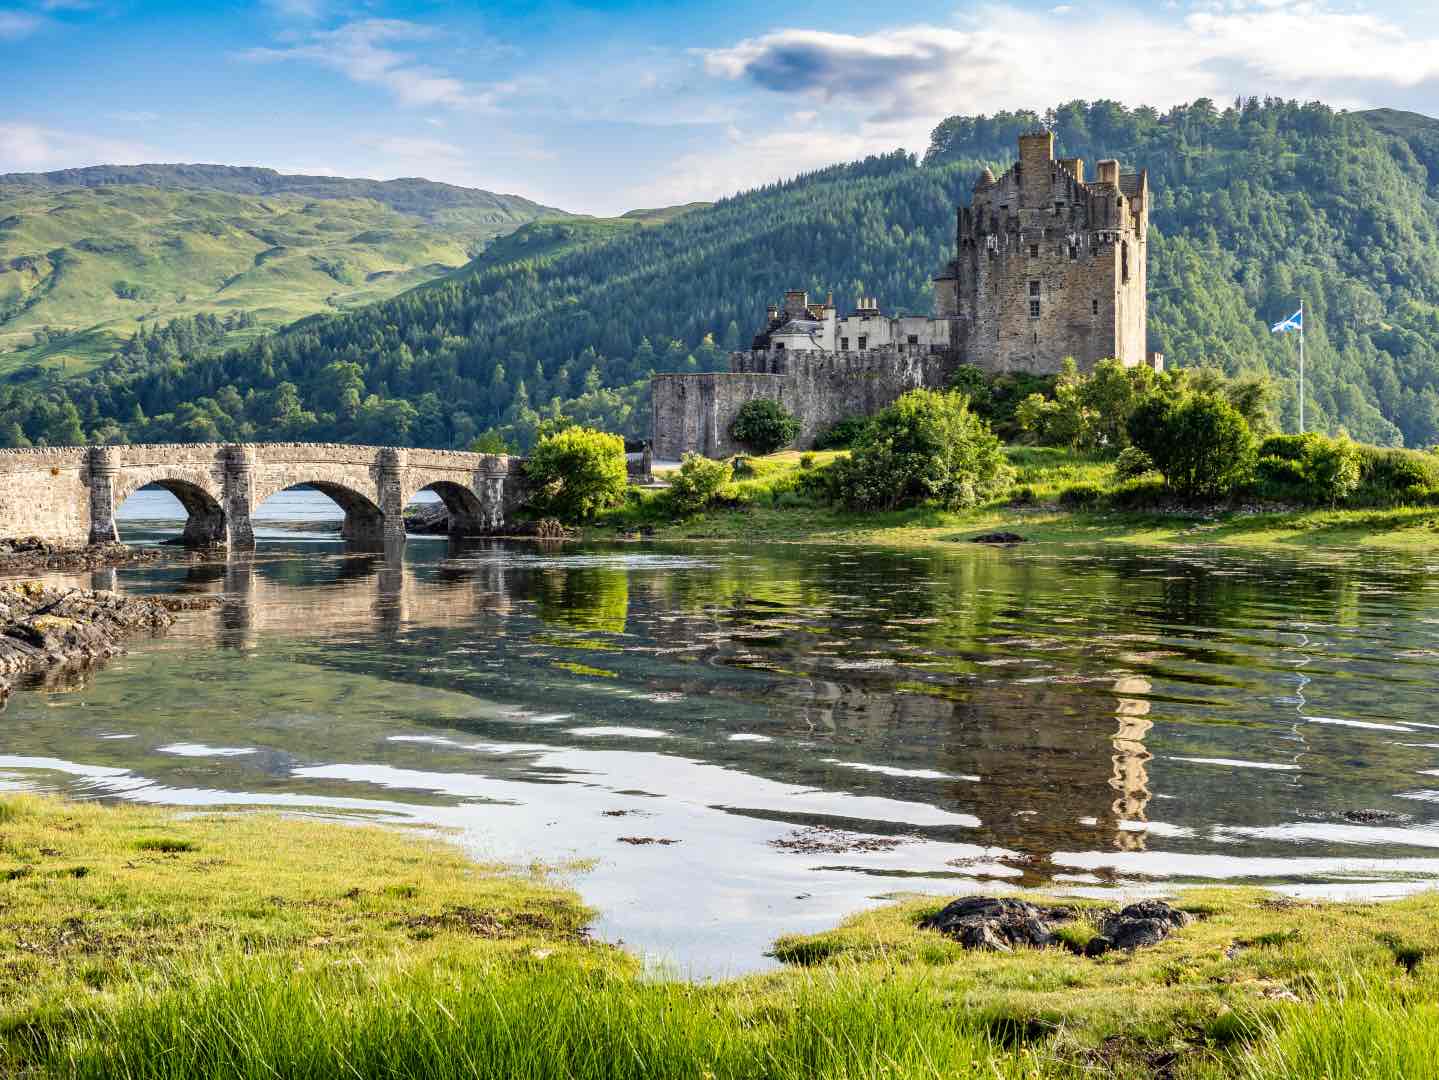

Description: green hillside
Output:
[0,169,566,369]
[4,99,1439,451]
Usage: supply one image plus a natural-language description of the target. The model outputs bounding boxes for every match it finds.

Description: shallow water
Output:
[5,488,1439,976]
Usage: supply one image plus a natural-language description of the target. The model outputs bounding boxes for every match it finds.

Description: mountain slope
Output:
[5,99,1439,450]
[0,164,563,221]
[0,168,569,368]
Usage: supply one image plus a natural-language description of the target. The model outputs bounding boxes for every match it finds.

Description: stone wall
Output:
[653,348,963,459]
[0,443,528,548]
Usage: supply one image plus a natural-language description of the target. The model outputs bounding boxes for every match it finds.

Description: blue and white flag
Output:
[1271,309,1302,334]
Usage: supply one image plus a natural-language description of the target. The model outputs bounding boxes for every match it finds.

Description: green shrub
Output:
[524,427,628,523]
[812,416,869,450]
[1113,446,1155,482]
[1130,393,1255,501]
[1010,485,1036,506]
[729,399,800,455]
[666,454,731,517]
[1058,483,1104,508]
[729,454,755,479]
[798,453,816,470]
[1357,446,1439,503]
[828,389,1012,511]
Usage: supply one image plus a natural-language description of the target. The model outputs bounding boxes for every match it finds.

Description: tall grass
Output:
[1240,980,1439,1080]
[44,956,1069,1080]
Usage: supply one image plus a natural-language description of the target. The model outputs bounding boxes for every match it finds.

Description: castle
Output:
[652,131,1158,459]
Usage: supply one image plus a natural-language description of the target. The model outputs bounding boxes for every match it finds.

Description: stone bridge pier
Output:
[0,443,528,549]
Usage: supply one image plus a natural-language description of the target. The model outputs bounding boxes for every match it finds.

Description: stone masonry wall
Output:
[0,443,528,547]
[653,348,963,459]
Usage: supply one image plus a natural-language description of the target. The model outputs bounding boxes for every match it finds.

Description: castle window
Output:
[1029,244,1039,258]
[907,334,919,345]
[1092,299,1100,315]
[1028,280,1040,297]
[1122,241,1130,284]
[775,341,785,351]
[1069,245,1078,261]
[858,335,868,349]
[840,337,849,351]
[1029,300,1041,319]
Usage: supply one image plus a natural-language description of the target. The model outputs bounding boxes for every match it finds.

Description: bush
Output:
[798,453,816,470]
[1357,446,1439,503]
[523,427,628,523]
[1130,393,1255,501]
[1113,446,1155,482]
[729,399,800,455]
[666,454,731,517]
[1058,483,1104,508]
[812,416,870,450]
[828,389,1012,511]
[729,454,755,479]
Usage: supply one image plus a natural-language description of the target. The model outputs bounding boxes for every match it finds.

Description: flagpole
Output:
[1298,298,1305,434]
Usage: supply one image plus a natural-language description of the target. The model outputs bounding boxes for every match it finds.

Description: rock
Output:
[919,896,1073,950]
[1088,900,1191,955]
[1344,809,1408,824]
[0,581,176,704]
[0,538,171,573]
[970,532,1026,545]
[404,503,451,535]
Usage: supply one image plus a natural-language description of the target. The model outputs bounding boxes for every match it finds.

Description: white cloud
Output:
[704,1,1439,124]
[240,19,511,110]
[0,10,43,38]
[0,123,153,172]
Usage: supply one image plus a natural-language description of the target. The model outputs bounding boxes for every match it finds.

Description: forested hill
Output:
[5,99,1439,451]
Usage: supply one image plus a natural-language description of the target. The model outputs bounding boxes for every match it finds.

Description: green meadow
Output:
[3,795,1439,1079]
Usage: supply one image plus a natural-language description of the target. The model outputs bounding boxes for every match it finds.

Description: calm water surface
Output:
[4,487,1439,975]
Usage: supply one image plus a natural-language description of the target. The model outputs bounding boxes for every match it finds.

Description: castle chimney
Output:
[1059,157,1084,184]
[1097,159,1120,188]
[1018,131,1055,209]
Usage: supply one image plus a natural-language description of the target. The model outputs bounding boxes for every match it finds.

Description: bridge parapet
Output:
[0,443,529,549]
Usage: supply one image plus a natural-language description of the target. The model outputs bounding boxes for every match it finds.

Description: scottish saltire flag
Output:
[1271,309,1303,334]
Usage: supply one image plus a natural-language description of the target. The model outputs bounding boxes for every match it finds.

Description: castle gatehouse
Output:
[652,131,1159,459]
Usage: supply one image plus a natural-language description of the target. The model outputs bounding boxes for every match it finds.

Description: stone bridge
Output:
[0,443,527,548]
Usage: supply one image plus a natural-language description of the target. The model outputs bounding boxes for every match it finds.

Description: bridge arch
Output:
[401,478,489,536]
[113,471,227,547]
[251,479,387,547]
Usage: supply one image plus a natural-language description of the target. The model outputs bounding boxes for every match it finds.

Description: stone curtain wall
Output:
[0,443,527,547]
[653,348,963,458]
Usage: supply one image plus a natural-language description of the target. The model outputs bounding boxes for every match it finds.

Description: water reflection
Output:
[4,517,1439,974]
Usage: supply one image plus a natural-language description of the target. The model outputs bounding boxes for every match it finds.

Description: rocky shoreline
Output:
[0,581,181,702]
[0,537,179,575]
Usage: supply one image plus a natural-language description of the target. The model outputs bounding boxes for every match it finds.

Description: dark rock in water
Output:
[919,896,1073,951]
[0,537,171,573]
[1086,900,1191,956]
[404,503,451,535]
[970,532,1026,545]
[1344,808,1408,824]
[0,581,176,703]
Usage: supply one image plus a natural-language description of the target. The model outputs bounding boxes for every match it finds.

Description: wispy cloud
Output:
[704,1,1439,124]
[0,123,152,172]
[240,19,510,110]
[0,10,44,38]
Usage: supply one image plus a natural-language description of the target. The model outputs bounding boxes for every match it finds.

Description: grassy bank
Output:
[5,795,1439,1078]
[597,447,1439,551]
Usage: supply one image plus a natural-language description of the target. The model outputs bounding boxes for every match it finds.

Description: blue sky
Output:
[3,0,1438,214]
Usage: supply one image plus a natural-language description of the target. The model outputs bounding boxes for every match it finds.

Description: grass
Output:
[0,185,551,370]
[599,446,1439,552]
[9,794,1439,1078]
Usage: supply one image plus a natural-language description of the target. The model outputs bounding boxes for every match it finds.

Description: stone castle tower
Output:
[934,130,1150,372]
[651,133,1153,459]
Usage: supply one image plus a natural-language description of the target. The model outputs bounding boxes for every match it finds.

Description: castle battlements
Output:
[652,133,1154,459]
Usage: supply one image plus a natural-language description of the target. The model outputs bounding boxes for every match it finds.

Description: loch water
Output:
[4,489,1439,976]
